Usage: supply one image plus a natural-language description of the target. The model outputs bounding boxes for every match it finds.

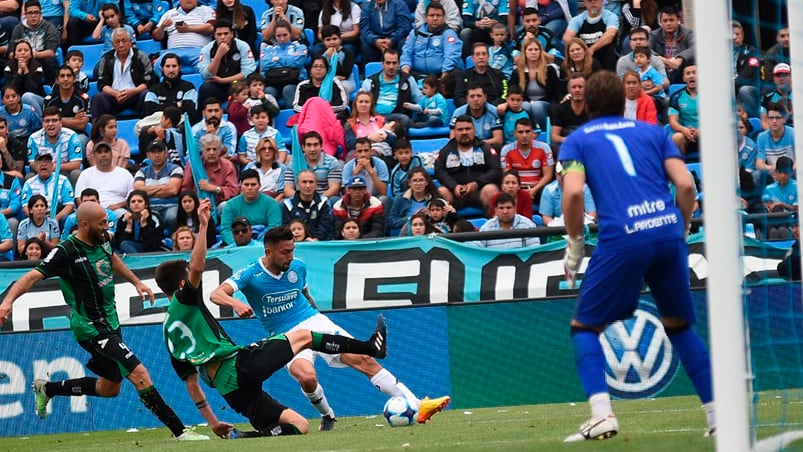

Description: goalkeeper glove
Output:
[563,236,585,289]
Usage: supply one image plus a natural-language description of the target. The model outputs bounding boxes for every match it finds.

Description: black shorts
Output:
[223,336,295,430]
[78,330,142,383]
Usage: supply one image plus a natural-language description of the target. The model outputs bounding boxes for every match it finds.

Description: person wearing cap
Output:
[133,140,184,231]
[762,155,798,240]
[219,169,282,246]
[27,106,83,187]
[226,216,261,248]
[74,141,135,219]
[668,64,699,156]
[756,101,795,177]
[761,26,790,86]
[760,63,793,128]
[649,5,695,84]
[332,175,385,239]
[280,169,334,241]
[21,152,75,223]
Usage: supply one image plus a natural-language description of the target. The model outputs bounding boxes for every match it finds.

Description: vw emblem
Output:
[601,300,679,399]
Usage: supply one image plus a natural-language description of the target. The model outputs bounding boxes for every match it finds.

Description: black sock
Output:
[138,385,185,437]
[45,377,98,397]
[258,423,302,436]
[311,332,371,356]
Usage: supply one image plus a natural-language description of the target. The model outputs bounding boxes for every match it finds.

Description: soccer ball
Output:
[383,396,417,427]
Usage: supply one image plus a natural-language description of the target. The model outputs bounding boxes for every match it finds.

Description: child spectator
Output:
[762,156,798,240]
[143,105,184,166]
[498,84,534,144]
[288,218,311,242]
[407,75,448,128]
[227,82,251,137]
[244,73,280,123]
[633,46,668,113]
[86,114,131,168]
[238,105,287,167]
[16,194,59,257]
[319,24,356,95]
[64,49,89,93]
[489,22,513,78]
[406,211,437,236]
[339,218,362,240]
[21,236,51,260]
[94,4,135,53]
[388,138,423,198]
[426,197,462,233]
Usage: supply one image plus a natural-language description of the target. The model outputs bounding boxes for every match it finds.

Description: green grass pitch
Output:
[2,393,801,451]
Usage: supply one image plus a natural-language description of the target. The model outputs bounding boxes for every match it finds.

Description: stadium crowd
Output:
[0,0,795,260]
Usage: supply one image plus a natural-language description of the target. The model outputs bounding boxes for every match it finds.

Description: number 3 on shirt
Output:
[605,133,637,177]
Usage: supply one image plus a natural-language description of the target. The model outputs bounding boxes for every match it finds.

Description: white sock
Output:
[703,402,716,428]
[370,368,420,406]
[589,392,614,419]
[303,384,334,417]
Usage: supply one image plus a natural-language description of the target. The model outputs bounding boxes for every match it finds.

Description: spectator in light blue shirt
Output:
[475,192,539,249]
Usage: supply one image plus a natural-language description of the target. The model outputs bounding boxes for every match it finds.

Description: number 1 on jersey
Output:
[605,133,637,177]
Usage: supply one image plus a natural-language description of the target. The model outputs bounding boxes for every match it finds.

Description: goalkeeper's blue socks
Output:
[571,329,609,398]
[666,326,713,404]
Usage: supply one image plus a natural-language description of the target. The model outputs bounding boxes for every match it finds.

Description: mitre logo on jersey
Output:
[601,300,679,399]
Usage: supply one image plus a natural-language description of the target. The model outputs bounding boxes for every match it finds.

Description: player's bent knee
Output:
[280,409,309,434]
[96,379,121,397]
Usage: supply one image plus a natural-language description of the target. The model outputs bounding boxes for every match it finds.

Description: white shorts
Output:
[286,313,354,370]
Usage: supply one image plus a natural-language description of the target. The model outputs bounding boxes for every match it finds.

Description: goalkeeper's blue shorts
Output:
[573,238,696,327]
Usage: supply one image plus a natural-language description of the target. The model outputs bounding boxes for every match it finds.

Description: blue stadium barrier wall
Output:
[1,285,801,437]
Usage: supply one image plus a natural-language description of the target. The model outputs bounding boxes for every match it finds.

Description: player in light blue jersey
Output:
[211,226,450,431]
[559,71,715,441]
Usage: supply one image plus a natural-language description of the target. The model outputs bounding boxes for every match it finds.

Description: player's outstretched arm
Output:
[0,269,45,325]
[210,284,254,318]
[183,373,233,438]
[188,199,212,288]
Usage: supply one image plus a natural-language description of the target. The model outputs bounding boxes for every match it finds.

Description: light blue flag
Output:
[318,52,339,102]
[290,125,305,179]
[184,113,217,213]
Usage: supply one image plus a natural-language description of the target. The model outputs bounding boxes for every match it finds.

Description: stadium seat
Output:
[304,28,315,46]
[116,118,141,157]
[468,217,486,229]
[465,55,474,69]
[667,83,686,97]
[408,99,454,138]
[364,61,382,79]
[88,81,98,98]
[410,137,448,154]
[68,43,105,81]
[55,47,63,65]
[349,64,359,101]
[748,117,762,140]
[183,73,202,89]
[274,109,296,146]
[136,39,162,57]
[251,0,269,25]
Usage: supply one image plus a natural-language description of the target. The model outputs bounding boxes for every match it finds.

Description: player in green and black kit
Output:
[0,202,208,441]
[155,199,388,438]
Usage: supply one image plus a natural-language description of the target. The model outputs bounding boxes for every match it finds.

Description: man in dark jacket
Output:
[778,215,801,281]
[454,43,507,107]
[91,28,154,118]
[434,115,501,213]
[280,169,334,241]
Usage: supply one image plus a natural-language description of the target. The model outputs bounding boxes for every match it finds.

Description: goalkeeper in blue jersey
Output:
[211,226,450,431]
[156,200,388,439]
[559,70,715,441]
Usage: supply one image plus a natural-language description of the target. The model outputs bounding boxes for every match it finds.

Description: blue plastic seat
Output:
[410,137,449,154]
[116,118,141,157]
[274,109,296,146]
[67,43,105,81]
[364,62,382,79]
[183,73,203,89]
[408,99,454,138]
[667,83,686,97]
[135,39,162,56]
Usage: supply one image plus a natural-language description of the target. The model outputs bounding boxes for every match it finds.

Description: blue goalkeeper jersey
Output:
[559,116,685,251]
[225,258,318,336]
